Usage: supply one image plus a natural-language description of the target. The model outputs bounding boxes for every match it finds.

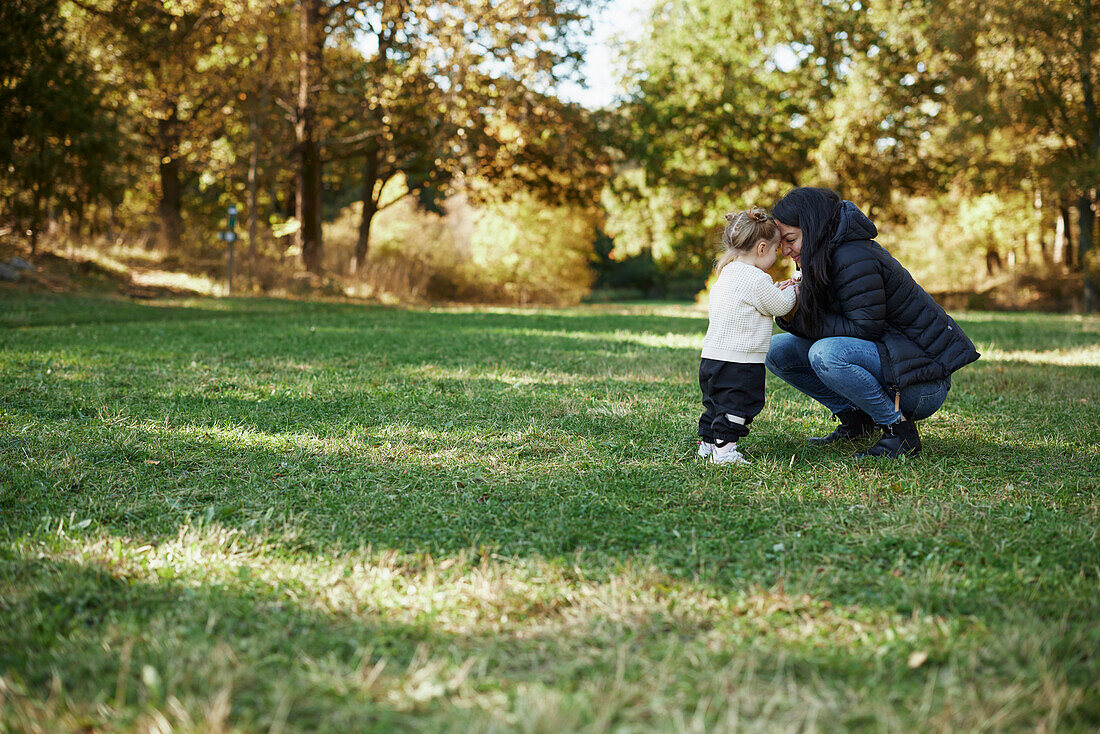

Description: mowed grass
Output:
[1,292,1098,732]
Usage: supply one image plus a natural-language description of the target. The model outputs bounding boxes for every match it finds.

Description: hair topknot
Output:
[714,204,780,274]
[724,207,770,226]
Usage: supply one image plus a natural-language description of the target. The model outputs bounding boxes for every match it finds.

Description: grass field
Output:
[1,292,1098,732]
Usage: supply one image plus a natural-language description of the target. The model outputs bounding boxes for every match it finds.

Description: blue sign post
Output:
[218,205,239,293]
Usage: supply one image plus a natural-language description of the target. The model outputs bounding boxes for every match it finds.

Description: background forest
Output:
[2,0,1099,310]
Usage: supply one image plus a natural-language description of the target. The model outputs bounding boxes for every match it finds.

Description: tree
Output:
[69,0,242,251]
[292,0,331,273]
[192,1,298,279]
[616,0,851,270]
[938,0,1100,309]
[322,35,459,274]
[285,0,605,275]
[0,0,124,253]
[615,0,1091,297]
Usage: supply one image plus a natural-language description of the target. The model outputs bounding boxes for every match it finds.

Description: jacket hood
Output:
[831,200,878,245]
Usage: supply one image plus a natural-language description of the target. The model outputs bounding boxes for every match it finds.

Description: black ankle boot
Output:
[857,418,921,458]
[808,409,876,445]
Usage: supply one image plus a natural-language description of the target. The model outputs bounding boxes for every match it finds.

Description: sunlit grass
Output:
[129,269,220,295]
[981,345,1100,366]
[2,292,1099,731]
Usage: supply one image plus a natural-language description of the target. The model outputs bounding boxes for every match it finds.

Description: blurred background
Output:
[2,0,1097,311]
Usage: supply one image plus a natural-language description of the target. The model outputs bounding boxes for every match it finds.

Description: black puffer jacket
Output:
[778,201,980,390]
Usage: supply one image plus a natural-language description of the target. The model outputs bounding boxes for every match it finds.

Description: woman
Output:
[764,187,980,458]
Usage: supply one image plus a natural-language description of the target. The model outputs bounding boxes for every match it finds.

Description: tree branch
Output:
[66,0,111,16]
[1034,74,1083,157]
[377,188,409,212]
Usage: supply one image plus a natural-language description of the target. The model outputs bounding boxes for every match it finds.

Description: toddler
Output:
[698,207,798,465]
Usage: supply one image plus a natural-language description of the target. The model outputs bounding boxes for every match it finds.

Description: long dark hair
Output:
[772,187,843,335]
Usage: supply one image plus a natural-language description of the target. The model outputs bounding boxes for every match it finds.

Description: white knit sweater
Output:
[701,261,797,363]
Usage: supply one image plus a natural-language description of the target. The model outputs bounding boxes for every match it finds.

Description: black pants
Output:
[698,359,766,444]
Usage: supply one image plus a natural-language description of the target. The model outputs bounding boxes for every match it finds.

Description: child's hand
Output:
[778,271,802,290]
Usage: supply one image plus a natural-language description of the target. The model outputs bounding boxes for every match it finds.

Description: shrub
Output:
[323,188,597,305]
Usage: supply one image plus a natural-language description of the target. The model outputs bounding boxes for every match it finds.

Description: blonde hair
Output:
[715,206,779,274]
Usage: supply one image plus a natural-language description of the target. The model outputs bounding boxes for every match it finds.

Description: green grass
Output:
[1,292,1098,732]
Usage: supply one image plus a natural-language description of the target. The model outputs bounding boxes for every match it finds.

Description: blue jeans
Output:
[765,333,950,425]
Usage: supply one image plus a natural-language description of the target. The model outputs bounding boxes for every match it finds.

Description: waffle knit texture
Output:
[702,261,797,363]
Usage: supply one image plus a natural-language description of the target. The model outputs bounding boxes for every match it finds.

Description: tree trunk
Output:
[283,180,296,220]
[296,0,325,275]
[1079,5,1098,311]
[247,43,273,286]
[351,143,382,275]
[1055,202,1070,265]
[1080,192,1098,312]
[157,104,183,252]
[29,183,41,256]
[1034,187,1052,265]
[29,133,46,256]
[248,109,261,284]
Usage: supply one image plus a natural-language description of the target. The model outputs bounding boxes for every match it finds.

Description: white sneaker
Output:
[710,446,750,465]
[697,441,715,458]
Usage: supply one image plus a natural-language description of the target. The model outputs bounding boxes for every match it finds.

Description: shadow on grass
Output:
[0,555,459,730]
[4,299,1100,728]
[3,300,1099,626]
[0,295,284,329]
[0,292,707,333]
[7,552,1097,732]
[3,417,1097,626]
